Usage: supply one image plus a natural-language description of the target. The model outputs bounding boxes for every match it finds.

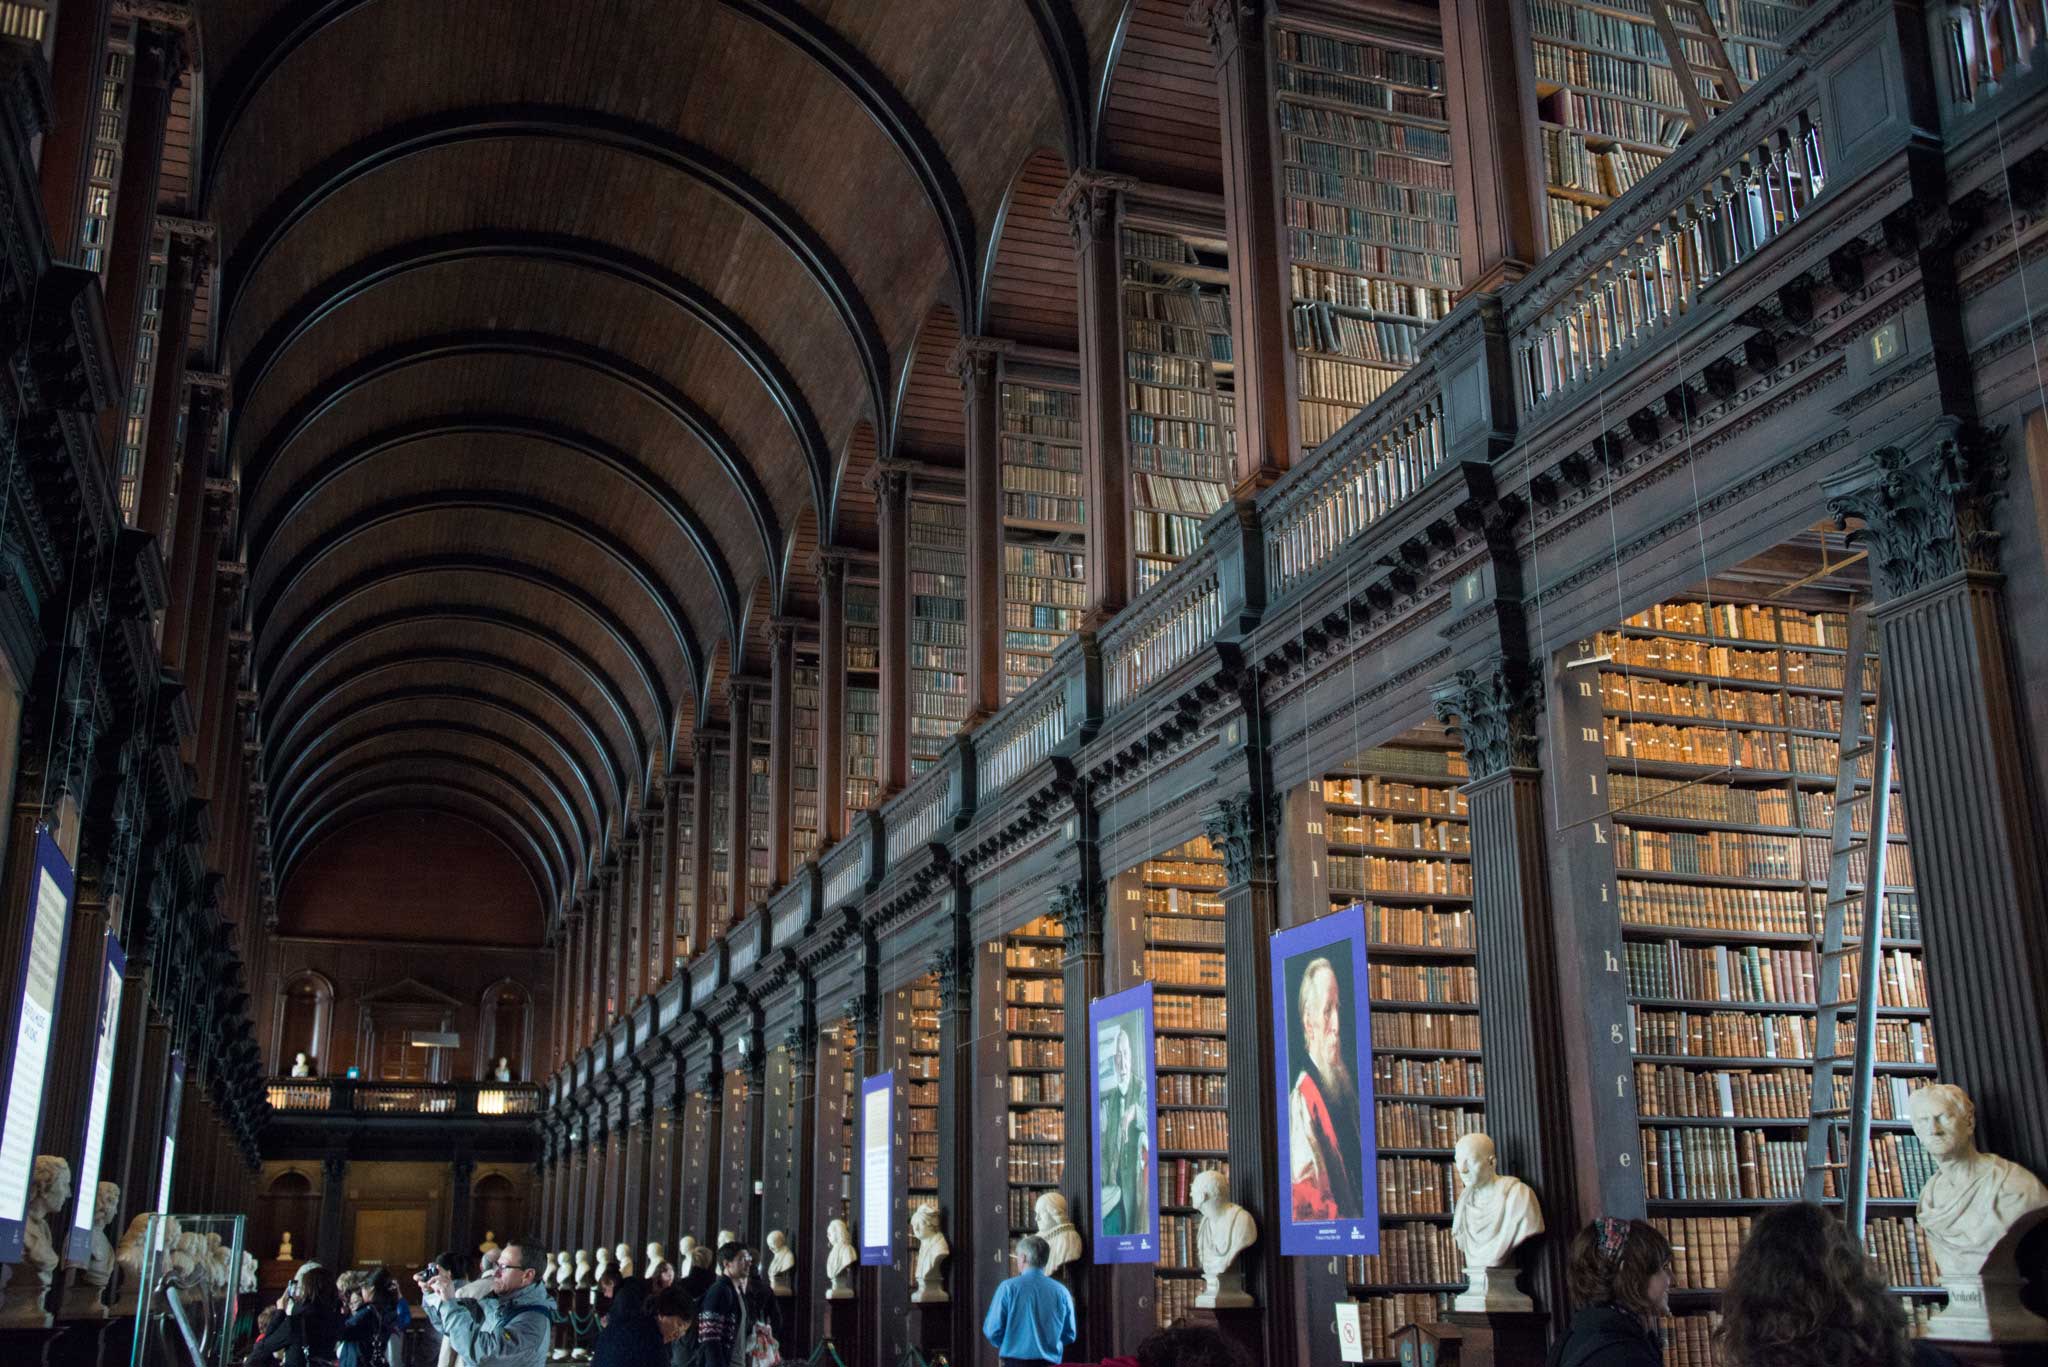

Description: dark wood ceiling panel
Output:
[1098,0,1222,191]
[833,421,880,552]
[895,305,964,464]
[739,574,775,679]
[280,809,547,944]
[159,70,196,211]
[984,149,1078,348]
[782,503,821,622]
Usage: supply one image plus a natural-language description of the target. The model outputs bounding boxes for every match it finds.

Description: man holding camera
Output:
[417,1241,555,1367]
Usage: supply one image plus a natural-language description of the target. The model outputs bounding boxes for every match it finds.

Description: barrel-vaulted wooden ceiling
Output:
[201,0,1191,917]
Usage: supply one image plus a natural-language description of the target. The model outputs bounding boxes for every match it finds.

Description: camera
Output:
[420,1263,441,1282]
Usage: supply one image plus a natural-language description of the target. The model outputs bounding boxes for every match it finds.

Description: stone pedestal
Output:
[1446,1308,1551,1365]
[905,1298,951,1358]
[824,1294,860,1357]
[1925,1269,2048,1345]
[1452,1266,1533,1314]
[1187,1304,1264,1366]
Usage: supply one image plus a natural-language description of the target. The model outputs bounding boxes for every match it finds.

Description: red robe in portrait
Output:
[1290,1067,1363,1221]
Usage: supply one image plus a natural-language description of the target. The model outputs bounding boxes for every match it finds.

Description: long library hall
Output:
[0,2,2045,1366]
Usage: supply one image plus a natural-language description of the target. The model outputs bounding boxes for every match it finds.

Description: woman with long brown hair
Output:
[1546,1217,1672,1367]
[1716,1203,1959,1367]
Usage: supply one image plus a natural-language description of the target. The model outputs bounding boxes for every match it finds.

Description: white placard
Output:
[68,940,124,1260]
[1335,1301,1365,1362]
[860,1082,890,1258]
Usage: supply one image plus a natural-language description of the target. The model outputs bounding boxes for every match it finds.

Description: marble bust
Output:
[612,1242,634,1278]
[909,1203,949,1303]
[824,1219,856,1299]
[644,1241,665,1278]
[679,1236,699,1265]
[58,1181,122,1319]
[277,1231,295,1261]
[107,1213,157,1316]
[241,1252,259,1295]
[716,1229,737,1253]
[479,1230,500,1258]
[0,1155,73,1327]
[1451,1133,1545,1311]
[290,1052,312,1078]
[765,1230,795,1293]
[1906,1083,2048,1341]
[552,1251,574,1289]
[573,1248,592,1289]
[592,1245,614,1291]
[1033,1192,1082,1277]
[1191,1169,1256,1309]
[493,1057,512,1082]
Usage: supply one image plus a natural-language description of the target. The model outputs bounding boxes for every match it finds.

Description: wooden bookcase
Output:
[1586,595,1940,1352]
[998,373,1085,700]
[908,494,969,772]
[999,914,1067,1240]
[1274,19,1459,450]
[1319,741,1478,1362]
[888,973,943,1226]
[1528,0,1816,249]
[746,693,772,905]
[844,579,881,813]
[672,783,694,965]
[1130,834,1231,1329]
[706,742,732,938]
[792,649,821,867]
[1119,226,1236,595]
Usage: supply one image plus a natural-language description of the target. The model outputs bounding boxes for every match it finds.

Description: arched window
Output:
[478,981,531,1081]
[277,973,334,1075]
[260,1169,319,1264]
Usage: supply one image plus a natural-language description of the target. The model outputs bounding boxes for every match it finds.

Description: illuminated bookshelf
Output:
[1120,225,1235,594]
[908,495,969,771]
[845,579,881,813]
[672,782,694,966]
[792,649,821,867]
[706,742,732,938]
[1275,21,1458,449]
[1322,737,1478,1359]
[746,693,771,905]
[999,376,1085,701]
[1000,914,1067,1238]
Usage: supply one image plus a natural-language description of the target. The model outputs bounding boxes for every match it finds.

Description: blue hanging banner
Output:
[858,1070,894,1266]
[1089,982,1159,1263]
[0,828,77,1264]
[67,931,127,1262]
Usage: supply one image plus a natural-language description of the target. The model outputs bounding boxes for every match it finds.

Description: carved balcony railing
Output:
[1508,7,1840,417]
[1263,375,1446,602]
[884,754,955,862]
[821,831,867,912]
[1102,553,1224,716]
[976,670,1070,799]
[1940,0,2048,111]
[265,1078,544,1116]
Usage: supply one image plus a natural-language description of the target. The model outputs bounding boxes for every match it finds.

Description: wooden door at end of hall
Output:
[352,1206,430,1273]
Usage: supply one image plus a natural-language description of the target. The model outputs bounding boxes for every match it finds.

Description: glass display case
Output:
[128,1213,246,1367]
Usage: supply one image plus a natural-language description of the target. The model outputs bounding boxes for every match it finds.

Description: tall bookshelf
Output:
[707,744,732,938]
[999,914,1067,1240]
[1275,22,1459,449]
[80,23,133,276]
[1593,594,1940,1348]
[999,375,1086,701]
[1139,835,1231,1329]
[844,579,881,813]
[672,783,695,966]
[746,693,772,904]
[1322,740,1479,1362]
[891,974,943,1218]
[835,1019,857,1226]
[117,231,167,523]
[1120,226,1236,594]
[792,650,821,867]
[1528,0,1816,248]
[908,495,969,771]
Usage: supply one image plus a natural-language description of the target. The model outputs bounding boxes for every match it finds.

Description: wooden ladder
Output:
[1646,0,1746,128]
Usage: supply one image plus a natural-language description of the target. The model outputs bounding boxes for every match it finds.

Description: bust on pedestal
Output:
[572,1248,592,1289]
[290,1053,312,1078]
[493,1057,512,1082]
[106,1214,156,1317]
[1450,1134,1545,1312]
[1034,1192,1083,1277]
[612,1242,633,1279]
[0,1155,72,1327]
[1191,1170,1256,1309]
[824,1220,856,1299]
[765,1231,794,1295]
[909,1204,948,1303]
[1906,1084,2048,1343]
[58,1181,122,1319]
[479,1230,499,1259]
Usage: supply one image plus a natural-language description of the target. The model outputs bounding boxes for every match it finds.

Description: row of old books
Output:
[1373,1011,1482,1052]
[1597,631,1780,681]
[1005,1038,1062,1069]
[1380,1158,1456,1214]
[1635,1063,1818,1119]
[1336,1223,1462,1286]
[1623,940,1819,1003]
[1608,773,1794,826]
[1331,854,1472,896]
[1630,1006,1936,1064]
[1640,1125,1807,1201]
[1376,1100,1484,1149]
[1623,601,1802,642]
[1600,671,1785,723]
[1361,904,1473,950]
[1160,1109,1228,1153]
[1368,962,1478,1004]
[1619,880,1809,933]
[1323,774,1468,814]
[1374,1056,1484,1096]
[1156,994,1227,1031]
[1328,813,1471,852]
[1615,828,1802,879]
[1158,1072,1227,1106]
[1162,1158,1229,1209]
[1007,1073,1062,1104]
[1605,718,1790,769]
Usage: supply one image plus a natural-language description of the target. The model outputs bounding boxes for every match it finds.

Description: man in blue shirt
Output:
[982,1234,1078,1367]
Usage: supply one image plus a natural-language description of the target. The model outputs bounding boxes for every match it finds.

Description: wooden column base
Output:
[906,1298,952,1357]
[1187,1303,1264,1367]
[1442,1308,1553,1366]
[823,1296,860,1363]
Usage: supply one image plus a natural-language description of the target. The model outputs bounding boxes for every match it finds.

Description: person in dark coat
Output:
[591,1276,667,1367]
[676,1248,716,1307]
[276,1265,351,1367]
[339,1282,389,1367]
[1547,1217,1672,1367]
[1715,1203,1961,1367]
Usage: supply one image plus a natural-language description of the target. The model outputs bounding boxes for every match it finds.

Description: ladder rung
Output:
[1837,791,1871,805]
[1841,742,1875,761]
[1811,1107,1852,1119]
[1812,1054,1855,1067]
[1808,1162,1849,1172]
[1820,945,1857,959]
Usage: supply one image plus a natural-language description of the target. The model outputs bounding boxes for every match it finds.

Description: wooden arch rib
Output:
[702,638,733,729]
[270,687,617,842]
[262,606,650,791]
[238,331,775,612]
[1094,0,1223,191]
[205,0,975,337]
[245,414,737,673]
[1022,0,1094,167]
[282,776,567,903]
[779,503,821,621]
[893,304,965,463]
[980,149,1079,348]
[232,233,833,531]
[286,795,557,913]
[214,106,891,437]
[265,651,627,832]
[669,688,699,778]
[277,731,592,875]
[283,762,574,884]
[257,555,677,747]
[832,421,883,552]
[251,491,705,712]
[737,576,776,680]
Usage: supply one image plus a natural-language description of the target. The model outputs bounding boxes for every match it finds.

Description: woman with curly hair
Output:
[1716,1203,1960,1367]
[1547,1217,1672,1367]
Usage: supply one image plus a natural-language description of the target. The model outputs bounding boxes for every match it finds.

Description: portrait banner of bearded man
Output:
[1270,904,1382,1255]
[1089,981,1160,1262]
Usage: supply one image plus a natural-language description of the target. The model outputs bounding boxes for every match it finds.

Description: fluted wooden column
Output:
[1189,0,1296,491]
[100,25,183,461]
[35,0,114,257]
[1828,430,2048,1172]
[134,234,201,538]
[1438,0,1547,291]
[689,733,716,951]
[954,337,1009,721]
[1055,170,1134,623]
[873,472,911,796]
[816,556,848,843]
[767,625,796,885]
[725,683,753,928]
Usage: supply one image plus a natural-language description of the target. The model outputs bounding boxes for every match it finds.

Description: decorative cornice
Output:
[1052,170,1136,250]
[1827,424,2009,598]
[1202,793,1263,886]
[1432,659,1541,780]
[1050,880,1090,955]
[951,335,1012,388]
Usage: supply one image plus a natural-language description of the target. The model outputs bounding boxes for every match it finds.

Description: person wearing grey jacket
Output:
[437,1250,502,1367]
[418,1243,555,1367]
